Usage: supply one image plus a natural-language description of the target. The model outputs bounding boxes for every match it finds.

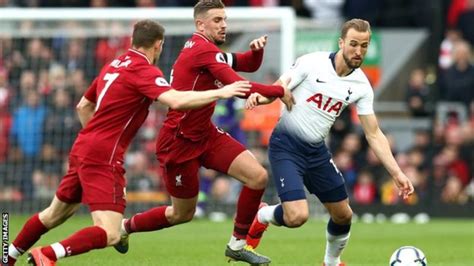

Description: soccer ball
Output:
[389,246,427,266]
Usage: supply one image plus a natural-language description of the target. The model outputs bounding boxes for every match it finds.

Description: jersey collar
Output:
[329,52,355,76]
[128,48,152,65]
[193,32,210,43]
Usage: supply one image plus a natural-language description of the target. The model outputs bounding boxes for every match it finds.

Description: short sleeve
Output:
[280,56,309,91]
[135,67,172,100]
[84,77,98,103]
[356,87,374,115]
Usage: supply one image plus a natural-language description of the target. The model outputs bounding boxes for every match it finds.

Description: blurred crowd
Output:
[0,1,472,211]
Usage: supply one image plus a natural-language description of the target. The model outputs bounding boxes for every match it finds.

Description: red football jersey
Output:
[71,49,171,165]
[163,32,283,141]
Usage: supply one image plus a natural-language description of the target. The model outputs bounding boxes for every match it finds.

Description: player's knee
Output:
[332,209,353,224]
[248,168,268,189]
[284,210,309,228]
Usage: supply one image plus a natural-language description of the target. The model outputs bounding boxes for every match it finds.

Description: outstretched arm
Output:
[359,114,414,199]
[157,81,250,110]
[245,77,295,111]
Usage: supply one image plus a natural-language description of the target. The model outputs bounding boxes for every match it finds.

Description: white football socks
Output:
[324,231,350,266]
[8,244,22,260]
[227,235,246,250]
[51,242,67,259]
[257,204,279,225]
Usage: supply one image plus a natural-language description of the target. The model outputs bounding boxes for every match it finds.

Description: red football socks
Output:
[233,186,265,239]
[12,213,48,254]
[41,226,107,260]
[125,206,171,233]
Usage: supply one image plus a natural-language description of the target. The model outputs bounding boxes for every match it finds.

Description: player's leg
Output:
[203,132,267,245]
[9,197,80,265]
[322,198,352,266]
[202,129,271,264]
[27,162,127,264]
[8,156,82,265]
[115,159,201,253]
[247,129,309,249]
[123,195,198,234]
[305,150,350,266]
[29,210,122,264]
[247,157,309,248]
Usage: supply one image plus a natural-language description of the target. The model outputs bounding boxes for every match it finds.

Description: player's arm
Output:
[359,114,414,199]
[245,76,295,111]
[76,97,96,128]
[229,35,267,72]
[76,77,98,128]
[157,81,251,111]
[198,47,284,98]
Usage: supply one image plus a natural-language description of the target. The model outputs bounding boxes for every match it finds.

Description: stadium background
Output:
[0,1,473,265]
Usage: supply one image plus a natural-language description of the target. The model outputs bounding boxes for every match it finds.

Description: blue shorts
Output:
[268,129,348,203]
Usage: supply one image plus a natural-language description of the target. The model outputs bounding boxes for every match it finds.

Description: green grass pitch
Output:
[7,215,474,265]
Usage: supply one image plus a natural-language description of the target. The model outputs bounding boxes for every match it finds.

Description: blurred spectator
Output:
[303,0,344,26]
[441,175,469,204]
[198,168,219,213]
[24,38,51,74]
[456,0,474,46]
[406,148,427,172]
[352,169,377,205]
[412,130,431,152]
[10,89,47,197]
[43,89,80,155]
[126,151,160,192]
[12,70,36,108]
[214,98,247,145]
[135,0,155,7]
[438,28,463,70]
[90,0,108,7]
[6,50,25,89]
[67,69,88,104]
[365,148,390,187]
[338,132,364,169]
[211,175,242,204]
[343,0,380,25]
[447,0,468,28]
[333,149,357,190]
[442,144,470,186]
[439,41,474,108]
[95,22,130,68]
[60,39,87,73]
[32,144,62,199]
[329,107,353,151]
[0,68,12,162]
[41,64,67,104]
[404,165,427,202]
[10,89,47,158]
[405,68,431,117]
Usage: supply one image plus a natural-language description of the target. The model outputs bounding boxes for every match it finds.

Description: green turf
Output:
[7,215,474,265]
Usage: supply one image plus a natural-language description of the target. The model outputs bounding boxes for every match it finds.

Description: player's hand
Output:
[245,93,274,110]
[249,35,268,51]
[219,81,251,99]
[392,172,415,200]
[278,77,295,111]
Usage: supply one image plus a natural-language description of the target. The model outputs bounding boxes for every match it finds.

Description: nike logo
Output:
[316,78,326,83]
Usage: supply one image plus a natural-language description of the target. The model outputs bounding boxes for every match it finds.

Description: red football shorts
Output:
[56,155,126,213]
[157,127,246,199]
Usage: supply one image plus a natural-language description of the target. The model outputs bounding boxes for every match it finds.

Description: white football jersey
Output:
[277,51,374,143]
